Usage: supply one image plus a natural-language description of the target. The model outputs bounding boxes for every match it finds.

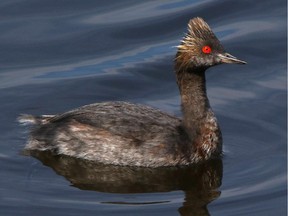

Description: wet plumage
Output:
[19,17,246,167]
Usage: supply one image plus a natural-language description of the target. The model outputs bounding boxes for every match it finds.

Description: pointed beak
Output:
[217,53,247,65]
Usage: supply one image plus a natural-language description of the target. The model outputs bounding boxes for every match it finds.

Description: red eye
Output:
[202,45,212,54]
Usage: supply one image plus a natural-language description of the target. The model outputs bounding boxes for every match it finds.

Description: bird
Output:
[19,17,246,167]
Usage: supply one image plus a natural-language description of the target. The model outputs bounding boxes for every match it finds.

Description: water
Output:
[0,0,286,215]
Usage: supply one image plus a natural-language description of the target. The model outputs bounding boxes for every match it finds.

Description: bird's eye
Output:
[202,45,212,54]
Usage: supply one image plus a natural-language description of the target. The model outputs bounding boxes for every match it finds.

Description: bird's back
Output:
[23,102,191,167]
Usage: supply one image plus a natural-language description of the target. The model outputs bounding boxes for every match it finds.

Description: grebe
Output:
[19,17,246,167]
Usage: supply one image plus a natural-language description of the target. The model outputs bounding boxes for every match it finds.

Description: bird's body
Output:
[22,101,221,167]
[19,17,246,167]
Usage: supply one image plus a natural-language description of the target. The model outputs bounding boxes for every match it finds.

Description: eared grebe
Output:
[19,17,246,167]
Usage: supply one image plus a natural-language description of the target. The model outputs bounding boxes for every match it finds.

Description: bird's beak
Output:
[217,53,247,64]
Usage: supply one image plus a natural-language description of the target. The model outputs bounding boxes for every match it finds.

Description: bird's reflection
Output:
[24,150,222,216]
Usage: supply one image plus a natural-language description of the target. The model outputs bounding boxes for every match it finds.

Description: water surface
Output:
[0,0,286,215]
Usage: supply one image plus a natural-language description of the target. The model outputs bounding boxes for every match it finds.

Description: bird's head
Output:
[175,17,246,70]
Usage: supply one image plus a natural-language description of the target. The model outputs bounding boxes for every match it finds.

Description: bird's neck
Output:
[175,64,222,160]
[176,66,211,134]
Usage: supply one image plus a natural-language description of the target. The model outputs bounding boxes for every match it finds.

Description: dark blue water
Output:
[0,0,286,215]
